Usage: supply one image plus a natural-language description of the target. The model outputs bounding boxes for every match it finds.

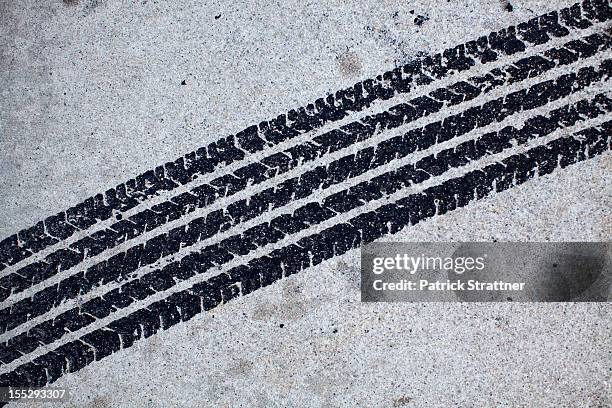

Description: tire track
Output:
[1,0,608,274]
[1,53,608,338]
[0,122,608,390]
[1,29,609,305]
[0,0,610,396]
[1,90,609,365]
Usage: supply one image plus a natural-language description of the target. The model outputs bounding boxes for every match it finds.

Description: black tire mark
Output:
[0,0,608,273]
[0,122,608,392]
[2,56,609,337]
[1,91,609,365]
[2,31,609,305]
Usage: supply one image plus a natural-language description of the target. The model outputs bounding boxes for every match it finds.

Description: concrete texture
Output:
[0,0,610,407]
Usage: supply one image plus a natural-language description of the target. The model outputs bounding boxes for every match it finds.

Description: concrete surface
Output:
[0,0,610,407]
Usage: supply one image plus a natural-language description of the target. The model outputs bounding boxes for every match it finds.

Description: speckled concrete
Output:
[1,0,610,407]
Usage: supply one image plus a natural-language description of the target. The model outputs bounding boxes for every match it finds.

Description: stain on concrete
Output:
[337,49,362,78]
[227,358,254,377]
[283,279,303,298]
[334,258,360,291]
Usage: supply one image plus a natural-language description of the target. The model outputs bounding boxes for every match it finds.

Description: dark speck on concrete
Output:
[409,9,414,14]
[414,15,429,26]
[501,0,514,12]
[332,328,338,334]
[181,79,187,85]
[215,14,221,19]
[279,323,284,328]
